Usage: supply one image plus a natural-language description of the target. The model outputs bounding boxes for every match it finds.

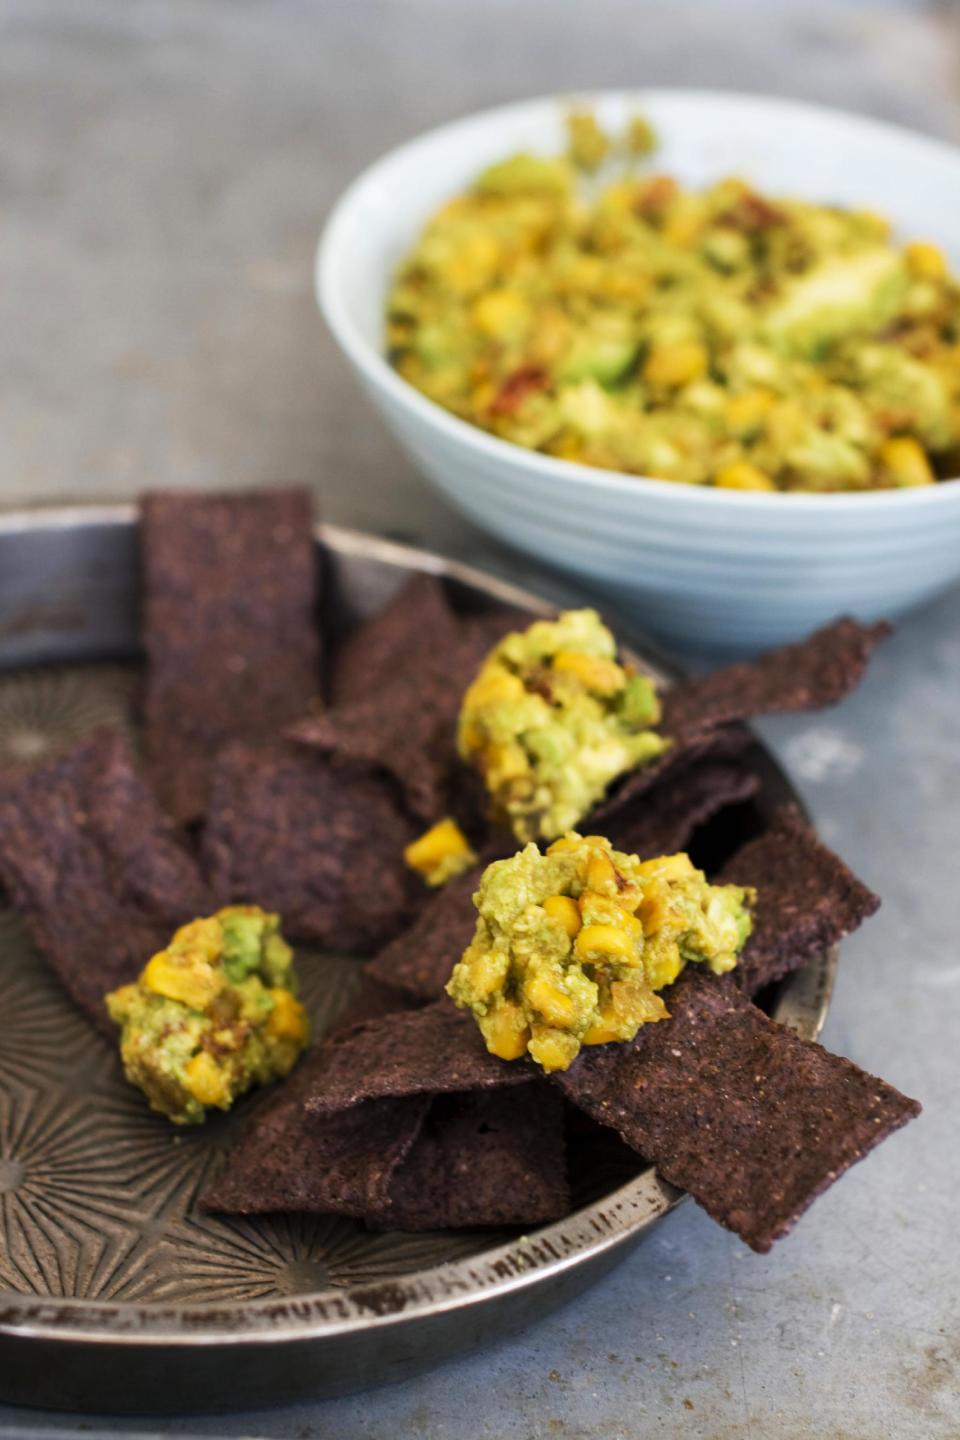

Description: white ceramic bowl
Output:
[318,90,960,650]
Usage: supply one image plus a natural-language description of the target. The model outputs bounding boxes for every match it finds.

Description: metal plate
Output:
[0,507,835,1414]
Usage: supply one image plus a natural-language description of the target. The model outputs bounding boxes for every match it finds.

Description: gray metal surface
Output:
[0,511,829,1414]
[1,0,957,1433]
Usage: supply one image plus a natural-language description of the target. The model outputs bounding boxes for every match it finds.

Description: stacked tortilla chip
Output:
[0,488,919,1252]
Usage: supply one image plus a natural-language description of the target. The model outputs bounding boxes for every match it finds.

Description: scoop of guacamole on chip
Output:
[446,833,753,1073]
[458,608,668,843]
[106,906,309,1124]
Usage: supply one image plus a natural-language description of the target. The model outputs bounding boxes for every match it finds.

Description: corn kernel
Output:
[404,818,476,885]
[266,988,309,1044]
[635,853,696,881]
[552,649,626,696]
[582,1009,623,1045]
[546,432,584,461]
[880,435,935,487]
[462,665,526,711]
[170,916,223,963]
[662,211,702,249]
[905,241,947,281]
[585,850,619,894]
[546,835,582,855]
[440,232,501,294]
[543,894,582,938]
[726,389,776,434]
[600,270,650,304]
[525,973,578,1027]
[480,1000,531,1061]
[183,1051,230,1107]
[528,1026,580,1073]
[143,952,224,1010]
[637,886,668,935]
[714,461,777,492]
[485,741,529,782]
[643,341,708,388]
[470,288,529,339]
[462,945,506,1001]
[105,983,137,1018]
[576,923,636,961]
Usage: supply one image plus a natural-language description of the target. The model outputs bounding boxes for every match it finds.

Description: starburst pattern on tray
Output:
[153,1209,507,1303]
[0,665,135,769]
[0,914,104,1090]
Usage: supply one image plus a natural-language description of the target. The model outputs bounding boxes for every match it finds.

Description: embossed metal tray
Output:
[0,507,835,1414]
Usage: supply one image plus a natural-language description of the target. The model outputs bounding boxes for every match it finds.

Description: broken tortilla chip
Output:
[329,573,461,706]
[141,489,321,824]
[367,1086,570,1231]
[661,617,891,738]
[603,761,759,860]
[716,806,881,996]
[292,586,532,826]
[306,999,531,1115]
[0,730,211,1033]
[203,743,421,953]
[200,1054,431,1217]
[362,862,484,1004]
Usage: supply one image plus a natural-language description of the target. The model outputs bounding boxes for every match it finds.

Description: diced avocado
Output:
[221,910,266,982]
[558,332,640,387]
[764,249,908,355]
[475,153,573,198]
[843,343,953,450]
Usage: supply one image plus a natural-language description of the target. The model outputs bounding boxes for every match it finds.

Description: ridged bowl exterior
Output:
[319,90,960,650]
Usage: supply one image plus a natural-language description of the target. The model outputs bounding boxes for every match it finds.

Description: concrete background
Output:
[1,1,959,1435]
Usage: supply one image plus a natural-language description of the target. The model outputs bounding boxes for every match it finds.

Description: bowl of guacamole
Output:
[319,90,960,648]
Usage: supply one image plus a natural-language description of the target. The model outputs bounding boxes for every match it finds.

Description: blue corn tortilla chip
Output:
[660,616,891,738]
[362,862,483,1005]
[141,489,321,824]
[557,967,919,1252]
[200,1053,431,1217]
[594,619,888,823]
[306,998,532,1115]
[601,761,759,860]
[366,1085,570,1231]
[203,742,422,953]
[325,975,419,1043]
[715,806,881,997]
[0,730,211,1033]
[329,574,461,706]
[291,585,530,826]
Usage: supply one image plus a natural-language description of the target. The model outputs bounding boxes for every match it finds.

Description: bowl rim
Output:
[317,86,960,515]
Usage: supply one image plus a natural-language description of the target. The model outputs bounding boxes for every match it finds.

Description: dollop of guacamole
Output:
[458,608,669,843]
[106,906,309,1124]
[446,833,753,1073]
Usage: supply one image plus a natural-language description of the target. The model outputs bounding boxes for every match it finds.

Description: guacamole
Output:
[404,817,477,887]
[447,833,753,1072]
[458,608,668,843]
[386,110,960,492]
[106,906,309,1124]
